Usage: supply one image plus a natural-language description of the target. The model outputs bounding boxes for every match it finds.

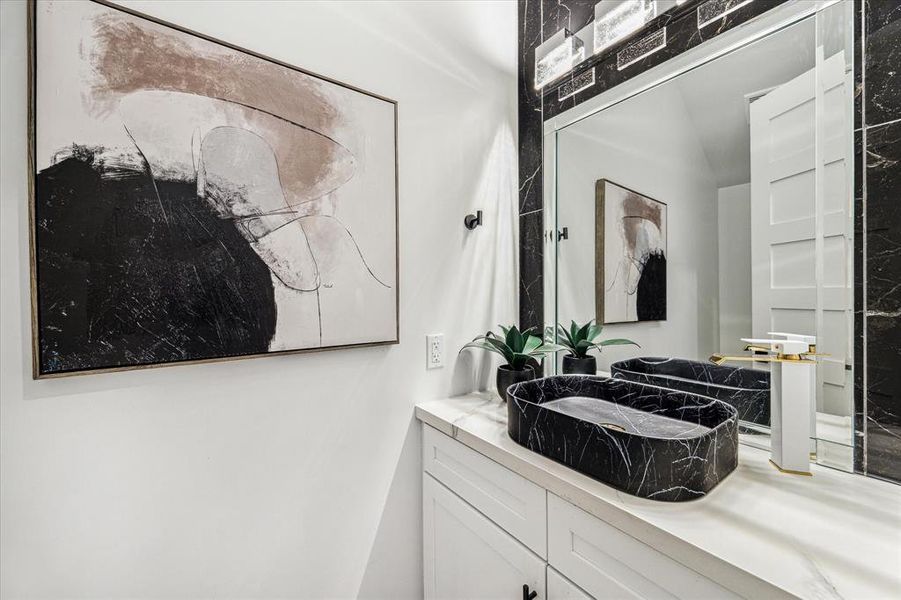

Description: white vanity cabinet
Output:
[422,423,736,600]
[547,567,593,600]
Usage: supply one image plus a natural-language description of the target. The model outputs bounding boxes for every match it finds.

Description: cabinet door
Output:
[548,566,593,600]
[424,473,546,600]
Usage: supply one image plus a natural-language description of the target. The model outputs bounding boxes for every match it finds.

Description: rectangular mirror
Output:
[548,1,856,471]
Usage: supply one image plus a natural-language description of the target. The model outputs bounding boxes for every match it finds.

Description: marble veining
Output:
[861,0,901,483]
[611,356,770,426]
[519,210,544,330]
[507,375,738,501]
[864,119,901,482]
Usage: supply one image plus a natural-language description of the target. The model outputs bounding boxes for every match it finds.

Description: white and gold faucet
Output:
[710,332,819,476]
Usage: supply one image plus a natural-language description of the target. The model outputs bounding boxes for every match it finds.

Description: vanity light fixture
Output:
[697,0,754,29]
[594,0,659,56]
[534,29,586,90]
[617,27,667,70]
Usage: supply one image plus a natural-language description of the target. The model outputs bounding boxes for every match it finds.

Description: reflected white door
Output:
[750,52,853,419]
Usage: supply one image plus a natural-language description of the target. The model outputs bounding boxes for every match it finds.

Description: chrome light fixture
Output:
[594,0,659,56]
[534,29,586,90]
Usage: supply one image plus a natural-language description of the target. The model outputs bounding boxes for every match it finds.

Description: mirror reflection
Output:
[551,5,854,470]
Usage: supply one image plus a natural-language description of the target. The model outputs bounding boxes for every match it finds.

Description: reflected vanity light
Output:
[697,0,754,29]
[535,29,586,90]
[617,27,667,70]
[594,0,659,56]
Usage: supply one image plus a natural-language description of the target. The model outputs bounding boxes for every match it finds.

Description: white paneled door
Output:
[750,51,853,421]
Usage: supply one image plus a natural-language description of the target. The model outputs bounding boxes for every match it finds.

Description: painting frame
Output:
[27,0,400,379]
[595,179,667,325]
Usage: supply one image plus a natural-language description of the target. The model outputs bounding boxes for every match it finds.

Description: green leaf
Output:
[586,322,602,343]
[462,335,514,364]
[508,327,524,353]
[460,341,503,357]
[521,335,542,356]
[536,342,566,354]
[557,324,575,349]
[485,337,516,362]
[597,338,640,347]
[576,320,591,343]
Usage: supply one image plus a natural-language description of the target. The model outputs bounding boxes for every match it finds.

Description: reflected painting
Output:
[30,0,398,377]
[596,180,666,324]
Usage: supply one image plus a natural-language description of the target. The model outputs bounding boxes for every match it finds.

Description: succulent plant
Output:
[462,325,561,371]
[553,320,639,359]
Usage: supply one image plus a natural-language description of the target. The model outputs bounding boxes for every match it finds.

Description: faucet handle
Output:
[741,337,810,355]
[768,331,816,344]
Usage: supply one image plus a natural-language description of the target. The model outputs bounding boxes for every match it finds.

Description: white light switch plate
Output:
[426,334,444,369]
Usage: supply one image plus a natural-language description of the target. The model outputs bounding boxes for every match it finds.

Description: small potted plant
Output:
[462,325,560,402]
[553,320,639,375]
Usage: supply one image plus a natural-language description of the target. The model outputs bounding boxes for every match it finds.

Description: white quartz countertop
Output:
[416,393,901,600]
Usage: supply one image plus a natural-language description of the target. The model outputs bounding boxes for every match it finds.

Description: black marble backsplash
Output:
[861,0,900,483]
[517,0,901,483]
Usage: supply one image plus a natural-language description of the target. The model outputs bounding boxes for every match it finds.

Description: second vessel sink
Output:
[611,357,770,426]
[507,376,738,502]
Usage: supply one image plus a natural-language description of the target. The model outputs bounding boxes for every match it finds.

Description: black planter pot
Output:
[562,355,597,375]
[496,365,536,402]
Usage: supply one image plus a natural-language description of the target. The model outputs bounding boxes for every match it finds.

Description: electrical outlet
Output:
[426,334,444,369]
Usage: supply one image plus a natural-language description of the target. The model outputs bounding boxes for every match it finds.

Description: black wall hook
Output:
[464,210,483,230]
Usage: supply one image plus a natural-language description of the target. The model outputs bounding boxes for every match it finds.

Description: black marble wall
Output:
[860,0,901,483]
[517,0,901,483]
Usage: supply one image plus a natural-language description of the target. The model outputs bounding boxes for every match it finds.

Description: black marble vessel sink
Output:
[611,357,770,426]
[507,376,738,502]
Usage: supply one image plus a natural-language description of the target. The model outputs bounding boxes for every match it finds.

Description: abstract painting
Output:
[29,0,398,377]
[595,180,666,324]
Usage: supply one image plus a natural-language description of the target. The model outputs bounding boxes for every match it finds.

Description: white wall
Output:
[555,84,720,372]
[0,1,518,597]
[717,183,752,354]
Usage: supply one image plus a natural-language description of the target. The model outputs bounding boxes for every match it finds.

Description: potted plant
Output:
[553,320,639,375]
[462,325,560,402]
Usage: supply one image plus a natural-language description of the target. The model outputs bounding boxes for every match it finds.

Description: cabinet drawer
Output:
[422,424,547,557]
[548,494,738,599]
